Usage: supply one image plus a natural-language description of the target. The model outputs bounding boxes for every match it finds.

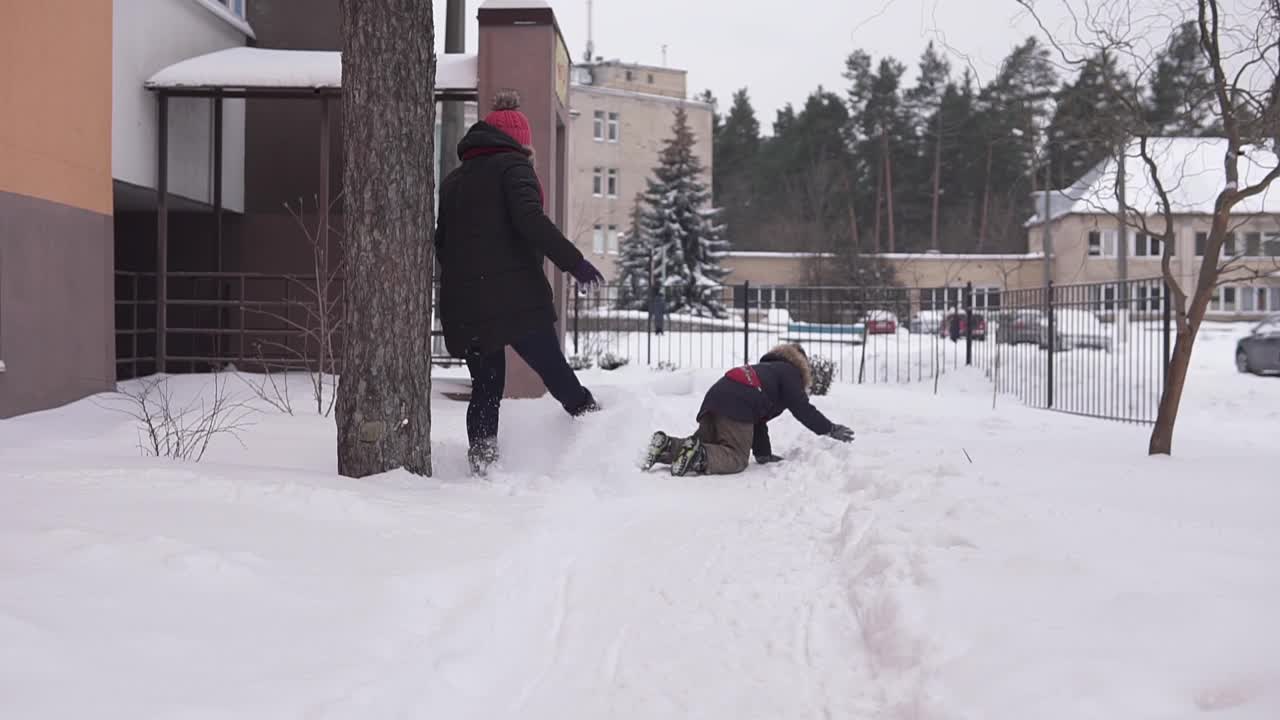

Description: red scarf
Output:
[461,146,545,208]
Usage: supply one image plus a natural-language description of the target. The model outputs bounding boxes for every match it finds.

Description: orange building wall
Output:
[0,0,113,215]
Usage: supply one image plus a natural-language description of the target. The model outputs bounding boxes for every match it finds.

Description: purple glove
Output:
[571,258,605,287]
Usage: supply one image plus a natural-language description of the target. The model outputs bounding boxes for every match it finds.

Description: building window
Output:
[1195,232,1207,256]
[592,168,603,197]
[1134,232,1162,257]
[1225,232,1238,257]
[648,73,655,84]
[922,287,965,311]
[1244,232,1262,257]
[606,112,620,142]
[218,0,247,18]
[1264,233,1280,257]
[1133,284,1164,312]
[625,70,634,81]
[592,224,605,254]
[606,224,620,253]
[592,111,605,141]
[1088,229,1118,257]
[606,168,619,198]
[1211,285,1239,313]
[1271,288,1280,312]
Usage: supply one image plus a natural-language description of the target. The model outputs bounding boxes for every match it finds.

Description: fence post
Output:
[1046,281,1055,409]
[572,280,580,355]
[742,281,751,366]
[1162,280,1172,385]
[964,281,974,366]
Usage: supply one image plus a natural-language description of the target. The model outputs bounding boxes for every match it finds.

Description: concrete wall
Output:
[587,62,687,100]
[113,0,249,211]
[0,0,114,417]
[567,85,714,278]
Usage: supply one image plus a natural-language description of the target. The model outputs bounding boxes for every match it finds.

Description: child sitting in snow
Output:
[642,343,855,476]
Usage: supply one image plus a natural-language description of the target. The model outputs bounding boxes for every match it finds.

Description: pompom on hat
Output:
[485,89,533,148]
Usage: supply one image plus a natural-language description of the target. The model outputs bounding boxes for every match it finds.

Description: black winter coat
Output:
[698,350,835,458]
[435,122,584,357]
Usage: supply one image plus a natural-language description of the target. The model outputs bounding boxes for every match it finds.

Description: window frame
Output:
[606,224,620,254]
[606,112,620,143]
[592,110,605,142]
[592,224,605,254]
[606,168,619,198]
[592,167,604,198]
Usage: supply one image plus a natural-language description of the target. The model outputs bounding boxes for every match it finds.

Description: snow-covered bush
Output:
[569,354,595,371]
[654,361,680,373]
[809,356,836,396]
[599,353,630,371]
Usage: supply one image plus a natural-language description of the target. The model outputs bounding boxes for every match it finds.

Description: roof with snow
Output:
[146,47,478,96]
[1027,137,1280,226]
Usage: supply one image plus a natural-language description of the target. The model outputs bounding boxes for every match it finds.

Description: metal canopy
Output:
[145,47,479,100]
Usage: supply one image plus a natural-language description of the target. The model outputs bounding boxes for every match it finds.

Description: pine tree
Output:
[845,52,913,252]
[906,42,952,251]
[614,192,650,307]
[637,107,730,317]
[1048,50,1137,188]
[1146,21,1215,135]
[713,89,762,247]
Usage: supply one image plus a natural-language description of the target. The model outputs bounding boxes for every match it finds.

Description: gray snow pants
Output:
[666,413,754,475]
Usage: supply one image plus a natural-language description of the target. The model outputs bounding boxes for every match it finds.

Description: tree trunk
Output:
[882,131,896,253]
[873,163,883,254]
[930,114,942,252]
[978,142,993,251]
[1149,328,1196,454]
[336,0,436,478]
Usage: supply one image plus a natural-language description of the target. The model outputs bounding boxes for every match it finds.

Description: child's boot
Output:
[641,431,673,471]
[671,437,708,477]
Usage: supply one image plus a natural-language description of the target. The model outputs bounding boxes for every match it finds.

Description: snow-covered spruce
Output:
[616,106,730,318]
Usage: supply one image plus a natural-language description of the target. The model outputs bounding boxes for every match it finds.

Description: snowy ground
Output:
[1,324,1277,719]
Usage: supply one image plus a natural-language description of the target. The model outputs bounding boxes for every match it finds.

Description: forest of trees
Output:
[706,25,1217,271]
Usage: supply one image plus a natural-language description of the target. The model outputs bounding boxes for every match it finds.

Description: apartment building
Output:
[566,60,714,278]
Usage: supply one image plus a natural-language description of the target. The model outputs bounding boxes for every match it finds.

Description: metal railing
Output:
[114,271,1172,423]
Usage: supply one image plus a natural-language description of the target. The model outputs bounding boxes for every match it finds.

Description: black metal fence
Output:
[568,277,1172,424]
[115,271,1172,424]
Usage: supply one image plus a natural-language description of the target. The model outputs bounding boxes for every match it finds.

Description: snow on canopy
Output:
[1028,136,1280,225]
[145,47,478,92]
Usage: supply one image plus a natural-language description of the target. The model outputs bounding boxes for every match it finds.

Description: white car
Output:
[1041,309,1113,352]
[910,310,945,335]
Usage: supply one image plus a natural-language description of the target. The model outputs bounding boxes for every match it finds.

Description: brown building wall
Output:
[0,0,113,213]
[0,192,114,417]
[0,0,114,417]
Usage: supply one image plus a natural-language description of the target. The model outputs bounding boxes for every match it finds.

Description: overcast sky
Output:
[433,1,1266,133]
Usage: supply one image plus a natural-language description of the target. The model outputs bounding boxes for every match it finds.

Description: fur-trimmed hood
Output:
[760,343,812,393]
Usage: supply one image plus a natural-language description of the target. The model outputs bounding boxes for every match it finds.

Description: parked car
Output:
[1041,309,1113,352]
[910,310,945,334]
[994,309,1047,345]
[939,311,986,341]
[1236,314,1280,374]
[864,310,898,334]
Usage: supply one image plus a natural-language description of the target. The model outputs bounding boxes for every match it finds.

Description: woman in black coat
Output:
[435,92,605,475]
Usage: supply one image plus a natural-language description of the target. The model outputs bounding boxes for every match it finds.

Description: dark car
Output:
[1236,315,1280,374]
[939,311,986,341]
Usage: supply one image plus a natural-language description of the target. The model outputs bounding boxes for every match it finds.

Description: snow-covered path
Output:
[2,325,1278,719]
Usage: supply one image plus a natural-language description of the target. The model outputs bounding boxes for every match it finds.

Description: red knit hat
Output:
[485,89,533,147]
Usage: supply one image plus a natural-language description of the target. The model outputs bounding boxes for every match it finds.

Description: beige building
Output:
[565,60,714,277]
[716,138,1279,320]
[1027,137,1280,319]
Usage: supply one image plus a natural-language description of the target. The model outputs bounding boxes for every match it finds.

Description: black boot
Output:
[569,388,602,417]
[468,438,498,477]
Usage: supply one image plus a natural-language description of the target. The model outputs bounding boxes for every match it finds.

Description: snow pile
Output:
[1,329,1278,718]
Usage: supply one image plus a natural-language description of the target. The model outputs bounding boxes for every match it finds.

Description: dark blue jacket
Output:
[698,350,834,458]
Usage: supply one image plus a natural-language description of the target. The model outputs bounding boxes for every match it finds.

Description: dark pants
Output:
[465,326,591,446]
[664,414,754,475]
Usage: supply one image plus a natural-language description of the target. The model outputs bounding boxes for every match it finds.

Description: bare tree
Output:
[112,374,255,462]
[1020,0,1280,454]
[337,0,436,477]
[240,196,345,417]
